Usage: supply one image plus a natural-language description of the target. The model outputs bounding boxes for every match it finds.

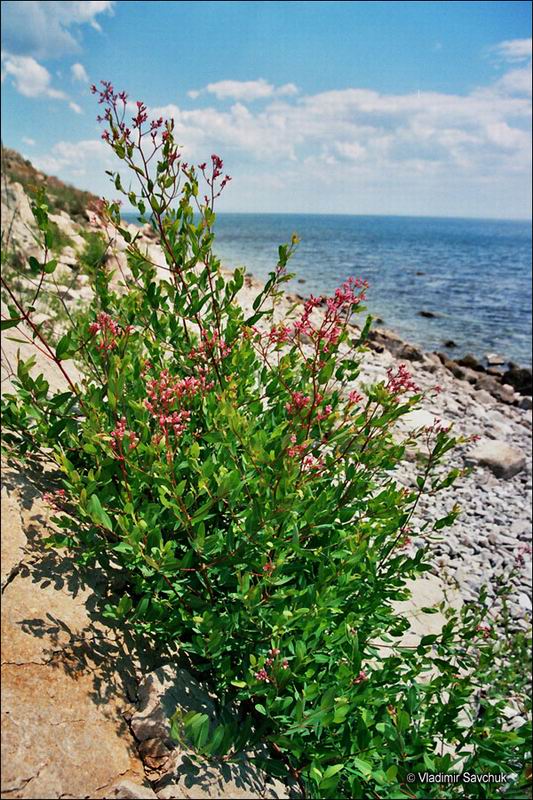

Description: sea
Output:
[125,213,532,367]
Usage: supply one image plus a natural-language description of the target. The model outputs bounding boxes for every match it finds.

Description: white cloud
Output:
[71,62,89,83]
[190,79,299,102]
[2,53,86,112]
[1,54,67,99]
[32,138,113,178]
[22,136,35,146]
[1,1,114,60]
[31,48,532,219]
[493,67,532,98]
[492,38,532,63]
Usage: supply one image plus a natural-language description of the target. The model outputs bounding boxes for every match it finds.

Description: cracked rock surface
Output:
[0,463,149,799]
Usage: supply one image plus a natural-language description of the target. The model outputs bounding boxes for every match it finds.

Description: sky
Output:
[1,0,532,219]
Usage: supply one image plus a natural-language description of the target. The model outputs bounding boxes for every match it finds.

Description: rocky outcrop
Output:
[0,463,148,799]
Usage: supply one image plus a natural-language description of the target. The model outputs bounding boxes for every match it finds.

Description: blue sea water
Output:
[212,214,532,367]
[125,212,532,367]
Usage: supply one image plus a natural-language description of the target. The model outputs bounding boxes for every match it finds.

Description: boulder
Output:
[465,438,526,479]
[418,310,438,318]
[155,753,291,799]
[485,352,505,366]
[130,667,294,799]
[400,409,450,433]
[502,367,532,397]
[475,375,516,405]
[457,354,485,372]
[130,666,217,743]
[1,474,146,799]
[397,343,424,362]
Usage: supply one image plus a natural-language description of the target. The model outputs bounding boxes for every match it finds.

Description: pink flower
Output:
[353,670,368,684]
[386,364,420,397]
[285,391,311,415]
[348,390,364,405]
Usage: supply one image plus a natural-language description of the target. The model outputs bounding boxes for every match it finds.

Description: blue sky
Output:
[1,1,531,218]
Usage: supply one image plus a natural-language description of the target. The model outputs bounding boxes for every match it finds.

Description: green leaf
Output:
[56,333,72,361]
[322,764,344,780]
[87,494,113,531]
[0,318,21,330]
[43,259,58,274]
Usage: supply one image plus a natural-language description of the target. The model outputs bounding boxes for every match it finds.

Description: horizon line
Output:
[121,208,533,224]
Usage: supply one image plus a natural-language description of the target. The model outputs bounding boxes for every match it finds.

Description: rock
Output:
[297,278,305,284]
[418,310,438,318]
[457,354,485,372]
[519,396,533,410]
[485,353,505,366]
[502,367,532,396]
[130,667,293,799]
[476,389,495,405]
[1,487,26,590]
[443,340,457,349]
[397,343,424,362]
[389,576,462,650]
[58,245,78,266]
[423,352,442,373]
[155,753,291,799]
[517,593,532,611]
[109,780,159,799]
[0,473,145,799]
[465,438,526,479]
[475,375,516,404]
[130,666,216,742]
[416,271,426,276]
[486,366,505,377]
[399,409,450,434]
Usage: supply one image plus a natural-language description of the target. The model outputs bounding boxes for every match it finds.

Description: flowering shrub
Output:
[1,83,531,799]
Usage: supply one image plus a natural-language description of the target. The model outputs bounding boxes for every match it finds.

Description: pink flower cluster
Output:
[292,278,367,353]
[89,312,132,352]
[267,325,292,346]
[316,404,332,421]
[110,416,139,460]
[425,419,453,436]
[287,434,306,458]
[301,454,324,472]
[198,155,232,202]
[348,390,364,406]
[254,648,289,682]
[386,364,420,397]
[144,368,213,444]
[285,391,311,415]
[353,670,368,685]
[189,328,231,363]
[42,489,66,510]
